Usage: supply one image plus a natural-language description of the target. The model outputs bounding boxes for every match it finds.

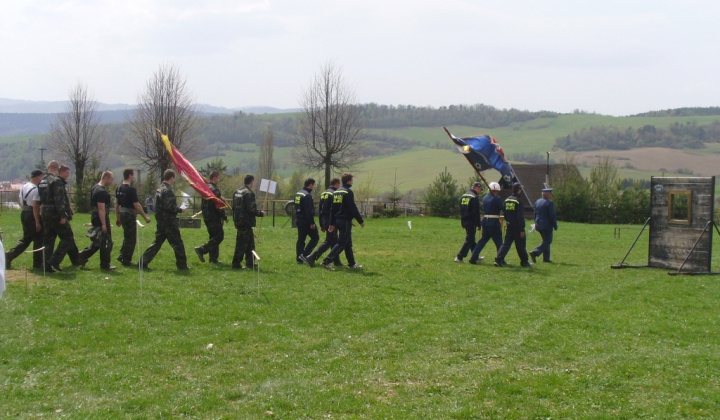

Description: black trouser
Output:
[232,226,255,268]
[324,220,355,266]
[296,221,319,261]
[6,211,43,268]
[308,226,341,264]
[79,218,113,269]
[42,214,79,267]
[198,218,224,262]
[470,224,503,261]
[496,227,529,264]
[118,212,137,264]
[141,219,187,268]
[456,224,477,260]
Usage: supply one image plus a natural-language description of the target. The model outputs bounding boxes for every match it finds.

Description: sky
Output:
[1,0,719,116]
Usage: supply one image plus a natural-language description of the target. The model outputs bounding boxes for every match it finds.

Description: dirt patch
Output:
[4,269,45,283]
[573,147,720,176]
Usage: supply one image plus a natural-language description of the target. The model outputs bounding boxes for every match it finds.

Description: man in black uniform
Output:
[305,178,341,267]
[295,178,318,264]
[115,168,152,266]
[195,170,228,264]
[140,169,188,270]
[231,174,265,269]
[319,173,365,271]
[5,169,44,269]
[79,171,116,270]
[455,181,482,263]
[38,162,83,272]
[495,182,533,267]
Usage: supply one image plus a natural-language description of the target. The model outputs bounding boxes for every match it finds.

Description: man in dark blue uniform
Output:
[469,182,504,264]
[530,188,558,263]
[231,175,265,269]
[319,173,365,271]
[295,178,319,264]
[306,178,342,267]
[495,182,532,267]
[455,181,482,263]
[195,170,228,264]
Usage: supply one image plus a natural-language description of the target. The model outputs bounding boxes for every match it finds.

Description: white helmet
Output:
[489,182,501,191]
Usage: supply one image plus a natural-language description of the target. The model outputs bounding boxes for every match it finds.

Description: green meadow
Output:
[2,212,719,418]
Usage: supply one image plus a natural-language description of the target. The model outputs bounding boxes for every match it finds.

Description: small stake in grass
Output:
[252,250,261,297]
[137,219,146,297]
[24,246,46,291]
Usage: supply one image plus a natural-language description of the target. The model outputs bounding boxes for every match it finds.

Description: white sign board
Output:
[259,179,277,195]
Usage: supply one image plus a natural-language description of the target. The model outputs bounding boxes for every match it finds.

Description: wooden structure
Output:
[613,176,719,274]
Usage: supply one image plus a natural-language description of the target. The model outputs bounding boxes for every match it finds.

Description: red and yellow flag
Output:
[159,132,228,209]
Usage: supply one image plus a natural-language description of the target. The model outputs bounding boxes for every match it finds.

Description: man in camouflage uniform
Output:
[231,174,264,269]
[140,169,188,270]
[195,170,228,264]
[78,171,116,270]
[38,161,83,272]
[115,168,152,266]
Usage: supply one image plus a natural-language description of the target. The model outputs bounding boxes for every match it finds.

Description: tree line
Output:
[555,121,720,151]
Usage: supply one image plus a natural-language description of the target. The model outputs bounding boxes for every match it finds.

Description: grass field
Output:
[2,212,720,418]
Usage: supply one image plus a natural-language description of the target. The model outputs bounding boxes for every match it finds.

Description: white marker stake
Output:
[408,221,412,229]
[252,250,261,297]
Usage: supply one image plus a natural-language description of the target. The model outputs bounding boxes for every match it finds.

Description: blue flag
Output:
[445,128,515,185]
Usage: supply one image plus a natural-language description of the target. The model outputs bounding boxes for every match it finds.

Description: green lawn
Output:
[1,213,720,418]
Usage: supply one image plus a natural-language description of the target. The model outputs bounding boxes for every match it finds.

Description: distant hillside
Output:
[632,107,720,117]
[2,105,720,197]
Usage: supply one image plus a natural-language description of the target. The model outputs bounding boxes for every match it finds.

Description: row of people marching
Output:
[455,181,558,267]
[4,162,367,273]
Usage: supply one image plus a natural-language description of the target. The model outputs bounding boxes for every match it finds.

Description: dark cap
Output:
[472,181,483,188]
[542,188,554,193]
[31,169,44,178]
[512,182,523,191]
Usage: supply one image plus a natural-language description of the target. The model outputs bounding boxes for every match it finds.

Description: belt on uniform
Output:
[119,207,135,214]
[22,205,34,211]
[483,215,503,219]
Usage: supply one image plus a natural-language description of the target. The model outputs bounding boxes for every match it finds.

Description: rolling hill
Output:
[2,107,720,199]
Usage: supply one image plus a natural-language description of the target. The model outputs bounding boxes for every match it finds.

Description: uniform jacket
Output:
[460,189,480,228]
[202,182,227,222]
[481,193,504,227]
[503,192,525,230]
[154,182,183,223]
[318,187,336,228]
[294,187,316,226]
[534,197,558,231]
[330,184,363,226]
[38,173,69,218]
[233,185,263,228]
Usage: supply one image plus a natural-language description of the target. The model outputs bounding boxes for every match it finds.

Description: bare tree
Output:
[296,62,363,188]
[128,63,199,176]
[47,83,106,190]
[258,126,276,181]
